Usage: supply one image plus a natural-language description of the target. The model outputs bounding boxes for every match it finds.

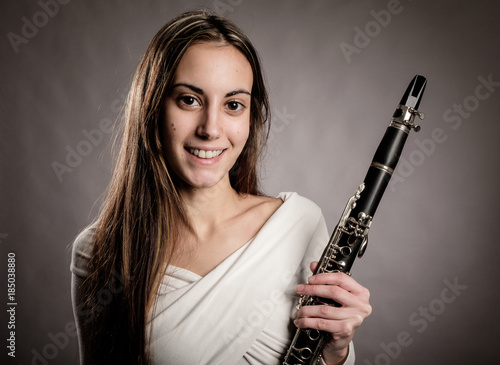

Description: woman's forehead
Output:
[172,42,253,94]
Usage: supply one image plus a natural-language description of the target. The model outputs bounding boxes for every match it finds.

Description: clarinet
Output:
[283,75,427,365]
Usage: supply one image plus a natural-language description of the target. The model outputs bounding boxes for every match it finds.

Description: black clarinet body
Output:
[283,75,427,365]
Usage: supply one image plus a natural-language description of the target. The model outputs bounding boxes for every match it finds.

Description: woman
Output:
[71,10,371,365]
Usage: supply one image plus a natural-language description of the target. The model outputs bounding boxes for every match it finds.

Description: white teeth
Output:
[189,148,223,159]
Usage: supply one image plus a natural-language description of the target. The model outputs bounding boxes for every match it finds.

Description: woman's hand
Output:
[294,261,372,365]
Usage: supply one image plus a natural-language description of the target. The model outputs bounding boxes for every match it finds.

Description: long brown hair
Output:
[81,10,271,364]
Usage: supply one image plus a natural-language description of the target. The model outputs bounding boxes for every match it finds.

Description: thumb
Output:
[310,261,319,274]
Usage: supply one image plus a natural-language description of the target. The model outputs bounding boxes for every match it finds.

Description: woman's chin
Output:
[180,173,229,191]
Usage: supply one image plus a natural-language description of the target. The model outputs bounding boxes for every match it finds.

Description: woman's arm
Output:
[71,273,90,365]
[70,226,95,365]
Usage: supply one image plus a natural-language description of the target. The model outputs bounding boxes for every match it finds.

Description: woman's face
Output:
[162,42,253,191]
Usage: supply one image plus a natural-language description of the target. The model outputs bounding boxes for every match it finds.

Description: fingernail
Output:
[296,284,304,292]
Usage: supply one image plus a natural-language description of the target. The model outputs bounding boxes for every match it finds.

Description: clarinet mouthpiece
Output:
[399,74,427,110]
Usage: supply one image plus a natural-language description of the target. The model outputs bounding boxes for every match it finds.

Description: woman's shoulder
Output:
[249,192,324,233]
[276,192,323,216]
[70,222,98,277]
[236,194,284,233]
[249,194,284,214]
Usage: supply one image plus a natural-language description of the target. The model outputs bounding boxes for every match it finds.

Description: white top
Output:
[71,192,354,364]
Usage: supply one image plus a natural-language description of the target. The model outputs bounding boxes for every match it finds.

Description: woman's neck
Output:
[178,177,244,240]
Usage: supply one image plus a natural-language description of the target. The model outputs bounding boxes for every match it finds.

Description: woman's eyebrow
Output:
[225,89,251,97]
[172,83,203,94]
[172,83,251,97]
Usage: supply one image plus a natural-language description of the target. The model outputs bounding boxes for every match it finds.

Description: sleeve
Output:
[344,342,355,365]
[70,225,96,365]
[318,342,355,365]
[70,225,95,277]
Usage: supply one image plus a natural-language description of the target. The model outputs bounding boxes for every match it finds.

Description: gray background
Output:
[1,0,499,364]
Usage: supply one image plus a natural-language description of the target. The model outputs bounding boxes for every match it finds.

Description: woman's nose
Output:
[196,104,222,140]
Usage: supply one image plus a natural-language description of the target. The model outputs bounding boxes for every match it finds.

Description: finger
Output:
[293,315,361,342]
[297,281,371,310]
[296,283,356,307]
[295,304,367,322]
[309,261,318,273]
[308,272,370,298]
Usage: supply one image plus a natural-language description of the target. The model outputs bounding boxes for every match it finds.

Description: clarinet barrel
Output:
[283,75,427,365]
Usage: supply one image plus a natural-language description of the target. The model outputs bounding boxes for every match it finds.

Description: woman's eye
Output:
[226,101,243,111]
[178,96,199,107]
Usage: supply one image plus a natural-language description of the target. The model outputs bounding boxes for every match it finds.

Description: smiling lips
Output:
[188,148,224,159]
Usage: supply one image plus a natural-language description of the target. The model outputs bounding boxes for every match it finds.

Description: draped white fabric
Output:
[71,192,354,364]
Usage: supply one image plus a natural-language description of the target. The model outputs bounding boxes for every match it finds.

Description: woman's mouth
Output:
[187,148,224,159]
